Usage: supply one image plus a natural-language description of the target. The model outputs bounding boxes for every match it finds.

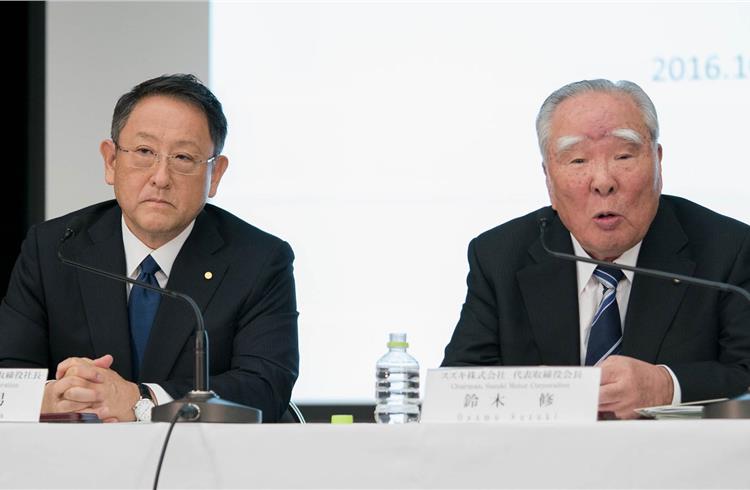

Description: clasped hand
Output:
[41,354,139,422]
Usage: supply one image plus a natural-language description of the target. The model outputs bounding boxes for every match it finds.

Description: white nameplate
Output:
[0,369,47,422]
[421,366,600,423]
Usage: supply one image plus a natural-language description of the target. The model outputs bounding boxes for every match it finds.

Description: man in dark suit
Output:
[0,74,298,422]
[443,79,750,418]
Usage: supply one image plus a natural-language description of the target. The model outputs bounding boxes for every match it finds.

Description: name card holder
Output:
[0,369,47,422]
[421,366,600,423]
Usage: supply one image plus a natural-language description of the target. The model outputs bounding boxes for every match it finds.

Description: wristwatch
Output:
[133,383,155,422]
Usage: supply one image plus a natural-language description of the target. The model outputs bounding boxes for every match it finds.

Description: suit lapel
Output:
[622,199,694,362]
[70,206,134,379]
[517,212,581,365]
[140,210,228,382]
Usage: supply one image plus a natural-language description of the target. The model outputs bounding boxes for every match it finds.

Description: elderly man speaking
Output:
[442,79,750,419]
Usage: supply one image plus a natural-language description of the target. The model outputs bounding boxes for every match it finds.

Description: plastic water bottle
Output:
[374,332,420,423]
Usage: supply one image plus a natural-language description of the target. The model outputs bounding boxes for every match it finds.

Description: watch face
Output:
[134,398,155,422]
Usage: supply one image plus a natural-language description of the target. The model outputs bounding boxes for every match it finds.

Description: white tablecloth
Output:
[2,420,748,489]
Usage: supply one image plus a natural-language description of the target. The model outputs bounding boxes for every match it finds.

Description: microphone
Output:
[538,217,750,302]
[538,216,750,419]
[58,216,262,423]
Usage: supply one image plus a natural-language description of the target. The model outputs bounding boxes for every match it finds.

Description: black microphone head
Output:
[537,213,558,256]
[60,216,84,244]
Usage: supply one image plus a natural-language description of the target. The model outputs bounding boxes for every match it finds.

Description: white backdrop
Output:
[209,2,750,403]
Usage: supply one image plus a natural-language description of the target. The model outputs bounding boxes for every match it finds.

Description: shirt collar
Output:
[122,217,195,279]
[570,234,641,294]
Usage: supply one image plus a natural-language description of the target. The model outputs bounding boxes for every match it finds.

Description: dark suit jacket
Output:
[442,195,750,402]
[0,200,299,422]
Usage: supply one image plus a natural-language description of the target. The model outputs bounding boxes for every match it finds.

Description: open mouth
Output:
[593,212,622,229]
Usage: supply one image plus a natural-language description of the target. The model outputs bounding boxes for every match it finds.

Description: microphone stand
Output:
[539,217,750,418]
[58,225,261,423]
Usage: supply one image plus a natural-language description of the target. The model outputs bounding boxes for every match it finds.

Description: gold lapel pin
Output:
[204,271,213,280]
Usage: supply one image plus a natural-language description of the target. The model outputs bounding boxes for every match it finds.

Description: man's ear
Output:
[543,160,558,210]
[101,140,117,185]
[208,155,229,198]
[655,143,663,193]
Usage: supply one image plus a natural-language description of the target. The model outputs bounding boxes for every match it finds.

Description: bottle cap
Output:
[387,332,408,348]
[331,414,354,424]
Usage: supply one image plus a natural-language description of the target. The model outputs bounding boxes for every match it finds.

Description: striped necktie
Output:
[584,265,625,366]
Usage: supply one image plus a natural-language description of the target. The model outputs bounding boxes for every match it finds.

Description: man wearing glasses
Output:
[0,74,299,422]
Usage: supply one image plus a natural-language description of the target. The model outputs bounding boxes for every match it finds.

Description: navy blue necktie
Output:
[585,265,625,366]
[128,255,161,379]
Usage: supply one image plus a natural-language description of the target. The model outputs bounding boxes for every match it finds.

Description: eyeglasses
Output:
[115,144,217,176]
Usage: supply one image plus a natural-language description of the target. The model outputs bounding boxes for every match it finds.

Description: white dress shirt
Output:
[122,217,195,406]
[571,235,681,404]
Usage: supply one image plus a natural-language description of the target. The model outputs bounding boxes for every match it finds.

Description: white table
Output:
[2,420,748,489]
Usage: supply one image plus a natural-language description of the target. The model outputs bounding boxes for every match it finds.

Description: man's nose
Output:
[149,157,172,187]
[591,162,616,196]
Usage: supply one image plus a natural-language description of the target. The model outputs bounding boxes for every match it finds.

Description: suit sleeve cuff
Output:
[659,365,682,405]
[143,383,174,405]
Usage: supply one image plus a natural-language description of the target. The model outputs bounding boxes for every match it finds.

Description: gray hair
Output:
[535,79,659,162]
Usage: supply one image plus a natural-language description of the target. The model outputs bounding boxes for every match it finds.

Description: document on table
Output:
[635,398,728,419]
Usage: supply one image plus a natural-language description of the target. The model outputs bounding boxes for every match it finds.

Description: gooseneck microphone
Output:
[58,219,210,394]
[538,217,750,418]
[538,217,750,303]
[58,216,261,423]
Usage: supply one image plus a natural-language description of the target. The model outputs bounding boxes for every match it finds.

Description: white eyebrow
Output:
[610,128,644,145]
[555,135,584,153]
[553,129,644,155]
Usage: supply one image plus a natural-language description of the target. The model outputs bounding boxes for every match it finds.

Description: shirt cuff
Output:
[659,365,682,405]
[143,383,174,405]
